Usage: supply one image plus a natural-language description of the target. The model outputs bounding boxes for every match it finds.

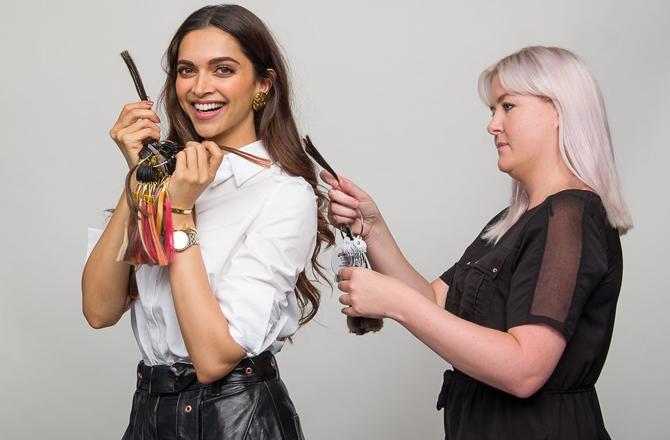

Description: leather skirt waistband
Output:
[122,351,305,440]
[135,351,278,395]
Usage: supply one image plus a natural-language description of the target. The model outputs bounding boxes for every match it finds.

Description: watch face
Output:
[173,230,188,250]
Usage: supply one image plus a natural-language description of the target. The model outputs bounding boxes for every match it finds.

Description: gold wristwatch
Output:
[173,228,199,252]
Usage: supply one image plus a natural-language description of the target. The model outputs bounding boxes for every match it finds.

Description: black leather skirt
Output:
[121,351,305,440]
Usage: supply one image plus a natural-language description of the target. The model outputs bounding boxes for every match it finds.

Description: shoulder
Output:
[518,190,608,255]
[548,189,603,212]
[524,190,602,228]
[264,167,317,214]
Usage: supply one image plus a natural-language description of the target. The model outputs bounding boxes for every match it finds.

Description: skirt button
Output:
[184,404,192,414]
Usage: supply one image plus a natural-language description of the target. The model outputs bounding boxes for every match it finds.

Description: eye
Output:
[502,102,515,112]
[215,65,234,75]
[176,66,194,77]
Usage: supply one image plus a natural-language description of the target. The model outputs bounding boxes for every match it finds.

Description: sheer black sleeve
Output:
[506,193,608,340]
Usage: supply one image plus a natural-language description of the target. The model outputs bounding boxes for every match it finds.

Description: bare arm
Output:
[165,142,246,383]
[81,100,161,328]
[338,269,566,398]
[396,286,565,398]
[321,170,436,302]
[365,219,437,301]
[81,190,133,328]
[431,277,449,308]
[168,211,245,384]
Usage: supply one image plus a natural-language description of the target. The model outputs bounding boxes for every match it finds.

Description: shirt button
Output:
[492,268,498,273]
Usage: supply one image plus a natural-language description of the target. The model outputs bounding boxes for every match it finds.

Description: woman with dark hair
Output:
[82,4,333,439]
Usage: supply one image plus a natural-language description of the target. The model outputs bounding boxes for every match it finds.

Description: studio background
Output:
[2,0,668,438]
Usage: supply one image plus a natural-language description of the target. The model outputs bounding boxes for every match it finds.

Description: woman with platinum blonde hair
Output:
[321,46,630,439]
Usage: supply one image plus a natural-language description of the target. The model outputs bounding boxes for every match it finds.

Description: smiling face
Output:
[175,26,270,147]
[486,76,560,182]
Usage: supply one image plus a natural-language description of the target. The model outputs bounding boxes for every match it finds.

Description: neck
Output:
[521,162,586,209]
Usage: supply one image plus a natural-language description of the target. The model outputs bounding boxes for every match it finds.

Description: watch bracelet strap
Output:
[187,230,200,248]
[175,227,199,252]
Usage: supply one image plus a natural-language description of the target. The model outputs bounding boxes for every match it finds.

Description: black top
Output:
[437,190,622,440]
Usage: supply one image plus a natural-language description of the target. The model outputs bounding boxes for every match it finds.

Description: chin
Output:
[191,120,229,139]
[193,126,218,139]
[497,158,512,174]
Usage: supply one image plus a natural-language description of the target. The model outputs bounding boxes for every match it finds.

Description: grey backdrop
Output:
[2,0,668,438]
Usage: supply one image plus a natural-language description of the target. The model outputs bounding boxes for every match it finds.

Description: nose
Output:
[487,112,503,136]
[192,72,213,97]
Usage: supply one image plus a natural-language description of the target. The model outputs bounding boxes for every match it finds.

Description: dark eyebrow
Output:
[176,56,241,66]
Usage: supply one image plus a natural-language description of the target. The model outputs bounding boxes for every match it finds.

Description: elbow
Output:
[189,334,247,384]
[81,291,122,329]
[81,282,125,329]
[193,353,245,384]
[86,318,115,330]
[195,371,218,385]
[507,375,547,399]
[83,309,119,329]
[509,384,539,399]
[194,362,237,385]
[194,363,219,384]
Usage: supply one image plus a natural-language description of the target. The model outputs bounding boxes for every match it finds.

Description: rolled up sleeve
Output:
[214,179,318,356]
[86,227,104,262]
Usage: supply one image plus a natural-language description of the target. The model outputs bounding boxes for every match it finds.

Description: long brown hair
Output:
[159,4,334,325]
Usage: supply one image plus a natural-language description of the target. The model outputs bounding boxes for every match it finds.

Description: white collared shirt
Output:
[86,140,317,365]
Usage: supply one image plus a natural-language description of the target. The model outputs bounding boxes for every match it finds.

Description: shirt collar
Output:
[211,140,271,188]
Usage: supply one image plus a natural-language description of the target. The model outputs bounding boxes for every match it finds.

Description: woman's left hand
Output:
[168,141,224,209]
[338,267,418,320]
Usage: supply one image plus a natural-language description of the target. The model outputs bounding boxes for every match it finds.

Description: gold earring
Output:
[252,91,268,111]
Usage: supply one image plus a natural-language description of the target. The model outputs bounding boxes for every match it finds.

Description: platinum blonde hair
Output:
[478,46,632,243]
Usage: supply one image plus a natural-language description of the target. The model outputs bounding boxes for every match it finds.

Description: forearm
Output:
[168,213,245,383]
[366,219,434,301]
[81,191,133,328]
[393,290,547,397]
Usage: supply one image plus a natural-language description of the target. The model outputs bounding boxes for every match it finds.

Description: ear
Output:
[257,68,277,94]
[544,97,560,130]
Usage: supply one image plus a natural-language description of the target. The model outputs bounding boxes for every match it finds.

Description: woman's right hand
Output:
[320,170,382,241]
[109,100,161,169]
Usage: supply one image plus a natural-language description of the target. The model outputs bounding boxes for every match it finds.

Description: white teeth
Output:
[194,102,224,112]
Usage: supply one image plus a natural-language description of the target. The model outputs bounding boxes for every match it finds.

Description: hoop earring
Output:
[252,91,268,111]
